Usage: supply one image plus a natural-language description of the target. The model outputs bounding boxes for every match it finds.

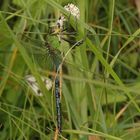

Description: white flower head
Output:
[54,3,80,33]
[25,75,52,96]
[64,3,80,19]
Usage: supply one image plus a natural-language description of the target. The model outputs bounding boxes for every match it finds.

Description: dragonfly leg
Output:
[75,17,78,33]
[67,13,71,28]
[57,34,61,43]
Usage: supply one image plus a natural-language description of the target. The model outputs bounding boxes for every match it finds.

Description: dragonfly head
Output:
[50,15,65,35]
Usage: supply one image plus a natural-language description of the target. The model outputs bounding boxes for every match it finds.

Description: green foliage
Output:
[0,0,140,140]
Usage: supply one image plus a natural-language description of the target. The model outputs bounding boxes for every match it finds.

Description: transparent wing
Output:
[19,34,62,71]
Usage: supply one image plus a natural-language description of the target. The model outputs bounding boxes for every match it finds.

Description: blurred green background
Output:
[0,0,140,140]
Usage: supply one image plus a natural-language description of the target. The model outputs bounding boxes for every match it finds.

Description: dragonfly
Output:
[24,3,83,134]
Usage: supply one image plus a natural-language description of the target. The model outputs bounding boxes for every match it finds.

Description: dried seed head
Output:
[25,75,52,96]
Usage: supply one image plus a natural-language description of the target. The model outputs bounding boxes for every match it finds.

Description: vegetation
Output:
[0,0,140,139]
